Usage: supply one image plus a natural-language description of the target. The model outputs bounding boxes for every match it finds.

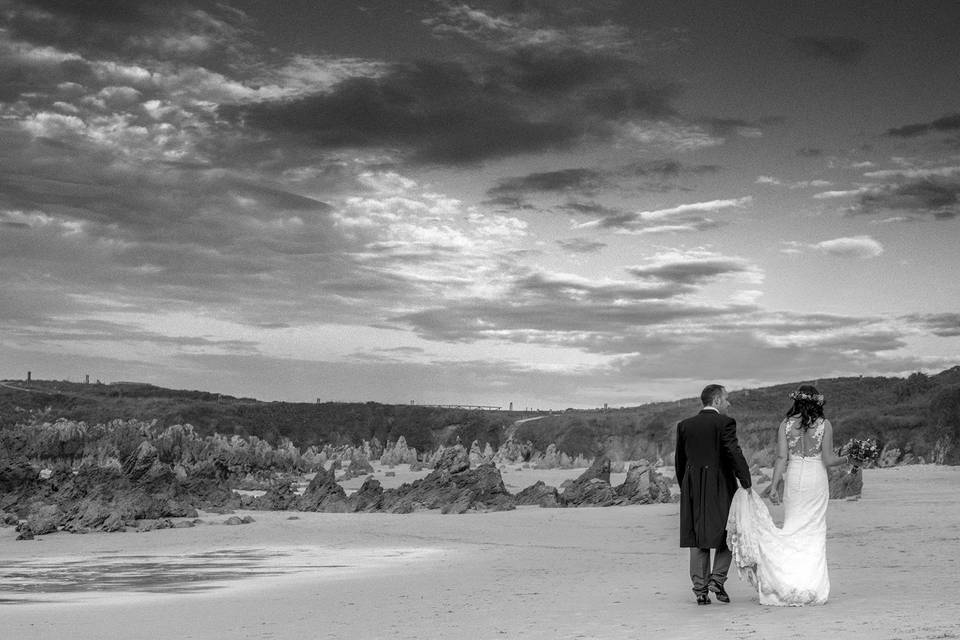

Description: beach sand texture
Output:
[2,465,958,640]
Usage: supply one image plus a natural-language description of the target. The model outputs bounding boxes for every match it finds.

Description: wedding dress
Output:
[727,417,830,606]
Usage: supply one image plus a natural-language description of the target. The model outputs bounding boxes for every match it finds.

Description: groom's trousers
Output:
[689,538,732,595]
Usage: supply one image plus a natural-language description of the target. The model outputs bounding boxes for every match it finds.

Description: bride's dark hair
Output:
[786,384,825,430]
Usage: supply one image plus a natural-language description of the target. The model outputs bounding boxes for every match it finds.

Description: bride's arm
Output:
[820,419,850,467]
[769,421,787,503]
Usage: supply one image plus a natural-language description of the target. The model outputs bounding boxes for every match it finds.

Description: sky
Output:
[1,0,959,409]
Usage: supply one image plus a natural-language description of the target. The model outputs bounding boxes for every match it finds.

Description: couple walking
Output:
[675,383,858,606]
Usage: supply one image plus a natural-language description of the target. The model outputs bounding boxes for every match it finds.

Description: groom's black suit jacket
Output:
[675,409,752,548]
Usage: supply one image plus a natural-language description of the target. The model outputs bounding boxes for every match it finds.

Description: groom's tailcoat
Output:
[675,410,752,548]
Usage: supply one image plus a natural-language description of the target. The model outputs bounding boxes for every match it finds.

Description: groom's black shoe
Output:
[696,594,711,605]
[708,584,730,603]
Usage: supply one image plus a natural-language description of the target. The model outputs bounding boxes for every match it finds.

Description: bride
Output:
[727,385,859,606]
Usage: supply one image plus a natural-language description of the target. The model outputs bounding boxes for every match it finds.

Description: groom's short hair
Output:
[701,384,726,406]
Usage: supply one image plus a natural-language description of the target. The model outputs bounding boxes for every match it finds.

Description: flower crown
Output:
[790,390,824,405]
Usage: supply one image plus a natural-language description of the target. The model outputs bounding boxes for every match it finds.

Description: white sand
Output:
[2,465,958,640]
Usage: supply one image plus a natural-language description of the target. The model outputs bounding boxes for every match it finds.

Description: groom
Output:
[675,384,752,605]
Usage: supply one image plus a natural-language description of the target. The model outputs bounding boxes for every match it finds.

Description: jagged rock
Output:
[380,436,418,466]
[614,463,653,504]
[249,481,299,511]
[433,445,470,474]
[380,462,515,514]
[0,512,18,526]
[122,441,159,481]
[295,467,349,512]
[575,457,611,484]
[348,477,384,512]
[562,478,617,506]
[341,456,374,480]
[514,481,561,508]
[409,460,424,472]
[468,440,484,468]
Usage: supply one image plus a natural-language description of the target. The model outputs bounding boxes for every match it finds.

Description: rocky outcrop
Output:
[514,481,561,508]
[294,467,349,512]
[614,462,654,504]
[379,446,515,514]
[341,456,375,480]
[559,456,616,506]
[380,436,418,467]
[348,477,384,512]
[2,455,236,536]
[246,481,299,511]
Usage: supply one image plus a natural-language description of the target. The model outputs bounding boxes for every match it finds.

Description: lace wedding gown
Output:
[727,417,830,606]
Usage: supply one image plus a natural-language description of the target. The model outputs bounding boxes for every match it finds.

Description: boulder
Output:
[23,503,62,536]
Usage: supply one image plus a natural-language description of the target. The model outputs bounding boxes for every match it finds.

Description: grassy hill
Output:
[3,366,960,464]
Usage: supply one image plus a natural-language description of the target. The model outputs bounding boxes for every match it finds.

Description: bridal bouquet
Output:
[842,437,880,464]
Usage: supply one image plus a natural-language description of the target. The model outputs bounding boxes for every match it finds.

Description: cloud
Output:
[557,238,607,254]
[486,160,719,203]
[852,178,960,219]
[812,236,884,259]
[885,113,960,138]
[488,168,607,197]
[578,196,752,233]
[791,36,869,64]
[902,313,960,337]
[862,166,960,180]
[626,251,762,285]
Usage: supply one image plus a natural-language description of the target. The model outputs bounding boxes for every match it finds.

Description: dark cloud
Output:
[627,259,751,285]
[487,168,606,196]
[885,113,960,138]
[507,47,634,94]
[486,161,718,203]
[619,160,719,178]
[221,61,582,165]
[902,313,960,337]
[560,201,623,216]
[556,238,606,254]
[791,36,869,64]
[854,179,960,219]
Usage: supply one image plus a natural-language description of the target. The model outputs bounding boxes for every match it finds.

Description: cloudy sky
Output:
[2,1,959,408]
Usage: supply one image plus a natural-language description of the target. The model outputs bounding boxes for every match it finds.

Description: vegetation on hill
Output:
[2,366,959,465]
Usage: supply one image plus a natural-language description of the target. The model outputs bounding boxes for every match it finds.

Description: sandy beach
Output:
[2,465,958,640]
